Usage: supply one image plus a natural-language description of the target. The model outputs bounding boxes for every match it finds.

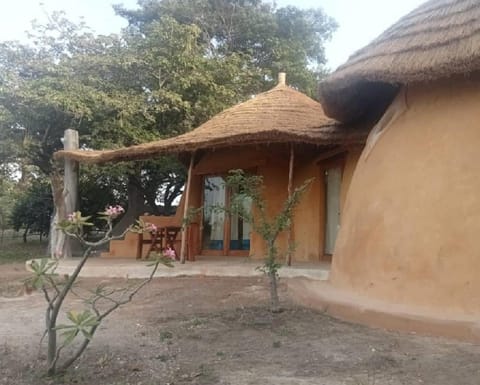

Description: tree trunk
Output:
[286,145,294,266]
[268,271,280,313]
[267,239,280,313]
[46,312,57,375]
[48,172,67,258]
[180,153,195,264]
[63,130,79,251]
[112,173,147,236]
[23,226,29,243]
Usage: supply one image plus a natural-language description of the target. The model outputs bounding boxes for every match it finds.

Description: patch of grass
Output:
[196,364,219,385]
[190,317,207,327]
[154,354,171,362]
[159,330,173,342]
[0,235,48,264]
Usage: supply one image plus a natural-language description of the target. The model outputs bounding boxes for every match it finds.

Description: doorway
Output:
[201,175,251,256]
[324,166,342,256]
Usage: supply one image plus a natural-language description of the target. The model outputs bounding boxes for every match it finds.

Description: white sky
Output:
[0,0,425,70]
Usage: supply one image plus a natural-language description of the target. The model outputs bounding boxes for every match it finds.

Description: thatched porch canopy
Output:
[318,0,480,122]
[54,82,368,165]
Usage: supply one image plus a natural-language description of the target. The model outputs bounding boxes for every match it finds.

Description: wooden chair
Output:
[136,229,165,260]
[164,226,181,260]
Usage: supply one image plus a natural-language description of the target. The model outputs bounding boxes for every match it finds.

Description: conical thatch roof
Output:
[55,82,367,165]
[319,0,480,122]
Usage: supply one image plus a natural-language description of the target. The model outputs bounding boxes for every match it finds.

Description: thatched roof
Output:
[55,82,367,165]
[319,0,480,122]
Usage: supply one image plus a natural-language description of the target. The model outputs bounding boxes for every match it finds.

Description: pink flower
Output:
[163,247,176,260]
[145,222,158,234]
[104,205,125,219]
[67,213,75,222]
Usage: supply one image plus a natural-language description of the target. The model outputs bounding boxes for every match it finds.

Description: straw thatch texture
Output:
[55,84,367,164]
[319,0,480,122]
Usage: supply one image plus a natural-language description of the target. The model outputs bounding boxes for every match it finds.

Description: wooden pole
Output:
[63,129,79,258]
[180,152,195,264]
[286,144,294,266]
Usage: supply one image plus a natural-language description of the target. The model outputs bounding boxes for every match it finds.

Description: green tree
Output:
[224,170,312,312]
[10,178,53,242]
[0,174,16,243]
[0,14,131,254]
[26,208,174,375]
[0,3,336,251]
[115,0,337,96]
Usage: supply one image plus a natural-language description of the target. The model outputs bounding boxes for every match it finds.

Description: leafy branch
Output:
[25,206,174,376]
[222,169,312,312]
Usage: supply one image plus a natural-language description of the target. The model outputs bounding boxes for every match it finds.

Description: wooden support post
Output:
[286,144,294,266]
[63,129,79,258]
[180,152,195,264]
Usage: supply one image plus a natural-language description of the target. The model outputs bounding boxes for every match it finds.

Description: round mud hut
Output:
[57,74,367,263]
[319,0,480,322]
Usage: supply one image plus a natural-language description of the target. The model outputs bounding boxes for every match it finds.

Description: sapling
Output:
[26,206,174,376]
[224,170,312,312]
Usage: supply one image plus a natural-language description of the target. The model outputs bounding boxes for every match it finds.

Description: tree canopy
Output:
[116,0,337,95]
[0,0,337,237]
[10,178,53,241]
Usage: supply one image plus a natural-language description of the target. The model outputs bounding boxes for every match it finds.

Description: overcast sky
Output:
[0,0,425,70]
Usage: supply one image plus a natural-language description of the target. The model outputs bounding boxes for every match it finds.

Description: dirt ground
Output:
[1,263,480,385]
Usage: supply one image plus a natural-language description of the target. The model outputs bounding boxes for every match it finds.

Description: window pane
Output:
[230,194,252,250]
[202,176,225,250]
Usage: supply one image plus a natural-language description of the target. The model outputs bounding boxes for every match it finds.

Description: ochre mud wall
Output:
[104,143,362,260]
[251,159,289,259]
[292,160,322,261]
[331,74,480,315]
[193,146,292,260]
[191,145,362,262]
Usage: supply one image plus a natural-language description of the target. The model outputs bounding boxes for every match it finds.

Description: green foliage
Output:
[56,310,100,345]
[226,169,312,255]
[159,330,174,342]
[10,178,53,239]
[139,158,186,215]
[30,208,174,375]
[0,237,47,264]
[57,211,93,236]
[116,0,337,97]
[78,166,126,227]
[0,175,16,235]
[224,169,312,311]
[0,2,335,230]
[25,258,58,289]
[0,14,112,175]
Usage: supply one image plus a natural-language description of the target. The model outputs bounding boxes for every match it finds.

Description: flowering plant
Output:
[163,247,176,260]
[58,205,125,236]
[36,204,173,376]
[58,211,93,235]
[145,222,158,234]
[101,205,125,219]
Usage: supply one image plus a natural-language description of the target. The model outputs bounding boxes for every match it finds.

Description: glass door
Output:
[202,176,226,251]
[201,175,252,255]
[229,193,252,251]
[324,166,342,255]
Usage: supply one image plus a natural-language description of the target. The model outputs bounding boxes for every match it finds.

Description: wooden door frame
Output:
[199,174,250,257]
[319,154,346,260]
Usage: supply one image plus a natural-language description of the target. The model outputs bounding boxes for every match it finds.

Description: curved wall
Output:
[331,74,480,315]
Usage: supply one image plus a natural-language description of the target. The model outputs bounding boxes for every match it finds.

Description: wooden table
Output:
[136,226,181,260]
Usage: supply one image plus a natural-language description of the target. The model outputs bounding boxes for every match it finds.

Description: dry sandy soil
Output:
[1,262,480,385]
